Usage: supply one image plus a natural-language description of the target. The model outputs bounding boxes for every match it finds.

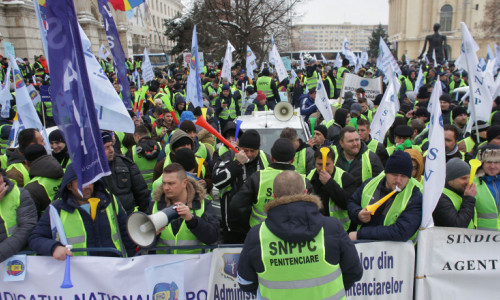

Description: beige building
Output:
[290,23,387,52]
[388,0,498,60]
[0,0,182,61]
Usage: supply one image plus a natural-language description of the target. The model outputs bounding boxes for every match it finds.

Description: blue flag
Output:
[46,0,111,189]
[186,25,203,108]
[97,0,132,110]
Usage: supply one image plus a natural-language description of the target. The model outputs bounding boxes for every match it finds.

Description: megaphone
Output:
[274,102,293,122]
[127,206,180,247]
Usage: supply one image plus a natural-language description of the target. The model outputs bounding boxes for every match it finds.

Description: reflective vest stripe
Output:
[218,99,237,120]
[259,268,343,290]
[67,236,86,245]
[257,77,273,98]
[305,71,318,90]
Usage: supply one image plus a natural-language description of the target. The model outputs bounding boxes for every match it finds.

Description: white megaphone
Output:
[127,205,180,247]
[274,102,294,122]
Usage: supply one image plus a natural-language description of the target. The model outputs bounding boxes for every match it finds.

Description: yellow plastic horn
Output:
[197,157,205,178]
[88,198,100,221]
[320,147,330,170]
[469,159,482,185]
[365,186,402,215]
[201,107,208,120]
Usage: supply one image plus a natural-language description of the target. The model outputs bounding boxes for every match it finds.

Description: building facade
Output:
[0,0,182,61]
[388,0,498,60]
[290,23,387,52]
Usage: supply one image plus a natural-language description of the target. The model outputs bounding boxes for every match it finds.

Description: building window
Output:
[440,4,453,31]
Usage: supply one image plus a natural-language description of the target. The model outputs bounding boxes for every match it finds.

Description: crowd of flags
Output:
[1,0,498,228]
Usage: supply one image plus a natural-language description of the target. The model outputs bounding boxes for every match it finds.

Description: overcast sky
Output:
[295,0,389,25]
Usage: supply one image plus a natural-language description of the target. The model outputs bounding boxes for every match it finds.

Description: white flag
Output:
[341,38,356,66]
[315,74,333,122]
[246,45,257,79]
[270,44,288,83]
[9,54,50,152]
[299,52,305,70]
[414,66,425,92]
[26,85,41,106]
[141,48,154,83]
[421,79,445,228]
[221,41,235,82]
[459,22,493,122]
[370,65,401,143]
[321,53,327,65]
[432,49,437,66]
[79,25,134,133]
[98,44,110,60]
[334,52,342,69]
[487,45,494,62]
[360,51,368,66]
[354,54,361,73]
[0,63,12,118]
[290,69,297,86]
[495,43,500,73]
[377,38,401,82]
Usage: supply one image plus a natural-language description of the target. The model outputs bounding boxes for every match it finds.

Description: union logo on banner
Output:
[247,51,252,57]
[14,71,24,89]
[6,259,25,276]
[223,253,240,278]
[360,79,369,87]
[153,282,179,300]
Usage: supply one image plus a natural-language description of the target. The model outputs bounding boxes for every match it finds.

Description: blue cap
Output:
[222,85,230,91]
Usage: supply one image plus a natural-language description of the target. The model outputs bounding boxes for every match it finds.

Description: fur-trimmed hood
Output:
[264,194,324,243]
[152,176,206,209]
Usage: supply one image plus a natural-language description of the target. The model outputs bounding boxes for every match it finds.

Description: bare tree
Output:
[481,0,500,37]
[164,0,303,65]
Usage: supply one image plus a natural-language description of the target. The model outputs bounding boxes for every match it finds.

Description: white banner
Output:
[415,227,500,300]
[377,38,401,82]
[342,73,383,102]
[370,73,400,143]
[207,247,256,300]
[142,48,154,83]
[342,38,357,66]
[246,45,257,79]
[270,44,288,83]
[316,74,334,122]
[347,241,414,299]
[1,254,212,299]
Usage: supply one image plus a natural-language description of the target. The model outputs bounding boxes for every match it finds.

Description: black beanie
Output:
[487,125,500,143]
[373,94,383,106]
[239,130,260,149]
[24,144,47,163]
[315,125,328,139]
[102,131,113,144]
[271,138,296,162]
[171,136,193,151]
[452,106,467,120]
[334,108,349,127]
[49,129,65,143]
[385,151,413,178]
[173,148,196,172]
[439,93,452,103]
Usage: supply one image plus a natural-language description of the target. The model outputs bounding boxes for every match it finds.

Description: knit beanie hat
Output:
[334,108,349,127]
[49,129,65,143]
[239,129,260,149]
[102,131,113,144]
[487,125,500,143]
[385,151,413,178]
[271,138,296,163]
[24,144,47,163]
[315,125,328,139]
[452,106,467,120]
[439,93,452,103]
[180,120,197,133]
[446,157,470,182]
[256,90,266,101]
[173,148,196,172]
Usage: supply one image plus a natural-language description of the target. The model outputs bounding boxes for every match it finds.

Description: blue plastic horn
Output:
[60,255,73,288]
[235,120,243,142]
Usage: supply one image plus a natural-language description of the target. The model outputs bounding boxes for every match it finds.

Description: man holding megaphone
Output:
[142,163,219,254]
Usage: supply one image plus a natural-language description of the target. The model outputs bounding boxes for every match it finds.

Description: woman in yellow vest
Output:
[433,158,477,228]
[28,164,136,258]
[237,171,362,299]
[474,146,500,231]
[149,163,219,254]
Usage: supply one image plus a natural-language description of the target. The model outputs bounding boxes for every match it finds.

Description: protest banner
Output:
[346,241,414,299]
[415,227,500,300]
[341,73,383,102]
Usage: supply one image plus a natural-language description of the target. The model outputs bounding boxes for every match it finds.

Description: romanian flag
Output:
[109,0,145,11]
